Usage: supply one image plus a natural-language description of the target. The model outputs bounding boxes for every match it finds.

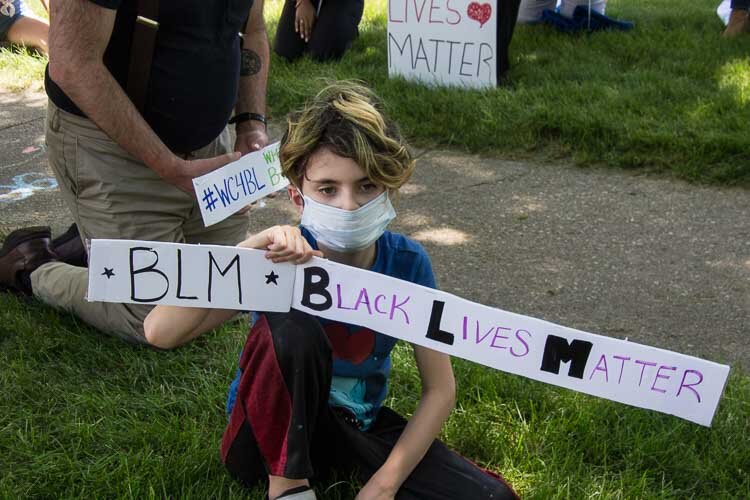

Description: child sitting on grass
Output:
[145,82,518,500]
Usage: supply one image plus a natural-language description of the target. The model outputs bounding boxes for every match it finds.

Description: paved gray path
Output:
[2,90,748,370]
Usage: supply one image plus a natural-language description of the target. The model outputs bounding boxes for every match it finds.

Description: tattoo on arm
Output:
[240,49,261,76]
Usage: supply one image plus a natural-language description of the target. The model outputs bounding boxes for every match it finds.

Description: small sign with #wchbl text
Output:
[193,142,290,227]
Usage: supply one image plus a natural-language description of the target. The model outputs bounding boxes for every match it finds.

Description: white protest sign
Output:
[387,0,497,88]
[87,241,731,426]
[87,239,294,312]
[192,142,289,227]
[292,258,730,427]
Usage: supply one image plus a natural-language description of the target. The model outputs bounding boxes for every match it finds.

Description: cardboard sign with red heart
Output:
[467,2,492,28]
[387,0,499,88]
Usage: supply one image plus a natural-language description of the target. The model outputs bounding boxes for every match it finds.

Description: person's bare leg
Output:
[268,476,310,499]
[6,16,49,55]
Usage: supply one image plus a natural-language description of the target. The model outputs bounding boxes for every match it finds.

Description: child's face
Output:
[288,147,385,214]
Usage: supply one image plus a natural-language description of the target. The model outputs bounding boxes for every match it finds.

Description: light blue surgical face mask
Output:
[299,190,396,252]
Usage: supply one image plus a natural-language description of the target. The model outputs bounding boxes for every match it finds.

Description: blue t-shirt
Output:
[226,228,436,430]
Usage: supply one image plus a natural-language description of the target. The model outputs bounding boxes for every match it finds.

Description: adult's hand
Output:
[157,151,241,195]
[234,0,270,209]
[49,1,194,190]
[236,0,269,155]
[295,0,316,42]
[234,120,269,156]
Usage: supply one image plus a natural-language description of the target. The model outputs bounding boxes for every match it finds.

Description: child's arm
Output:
[144,225,322,349]
[357,346,456,500]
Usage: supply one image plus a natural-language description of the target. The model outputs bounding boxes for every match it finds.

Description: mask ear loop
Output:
[295,187,306,208]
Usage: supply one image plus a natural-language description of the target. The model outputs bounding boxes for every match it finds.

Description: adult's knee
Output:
[273,22,305,62]
[273,42,304,62]
[308,35,353,61]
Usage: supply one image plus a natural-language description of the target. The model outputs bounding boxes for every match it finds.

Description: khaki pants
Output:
[32,99,249,345]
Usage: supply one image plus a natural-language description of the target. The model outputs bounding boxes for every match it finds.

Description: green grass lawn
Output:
[2,0,749,184]
[1,294,749,499]
[2,1,749,497]
[265,0,750,185]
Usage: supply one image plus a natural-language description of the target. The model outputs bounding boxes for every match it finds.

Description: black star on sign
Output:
[265,270,279,285]
[102,267,115,279]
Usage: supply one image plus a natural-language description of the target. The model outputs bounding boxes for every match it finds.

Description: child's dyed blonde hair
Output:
[280,81,415,193]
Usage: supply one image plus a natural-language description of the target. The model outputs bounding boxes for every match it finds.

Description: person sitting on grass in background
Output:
[0,0,49,55]
[274,0,362,61]
[144,82,519,500]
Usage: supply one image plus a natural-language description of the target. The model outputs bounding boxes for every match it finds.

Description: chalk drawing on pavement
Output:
[0,173,58,203]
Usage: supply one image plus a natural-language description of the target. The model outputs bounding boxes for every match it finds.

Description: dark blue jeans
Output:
[732,0,749,10]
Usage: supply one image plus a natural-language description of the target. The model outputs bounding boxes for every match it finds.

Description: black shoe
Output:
[0,226,58,295]
[52,223,88,267]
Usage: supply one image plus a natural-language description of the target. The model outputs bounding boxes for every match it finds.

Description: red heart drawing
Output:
[324,324,375,365]
[467,2,492,28]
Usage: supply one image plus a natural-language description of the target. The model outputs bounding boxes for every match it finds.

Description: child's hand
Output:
[355,481,395,500]
[239,225,323,264]
[355,473,397,500]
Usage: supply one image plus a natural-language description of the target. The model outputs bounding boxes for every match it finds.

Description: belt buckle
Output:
[136,16,159,30]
